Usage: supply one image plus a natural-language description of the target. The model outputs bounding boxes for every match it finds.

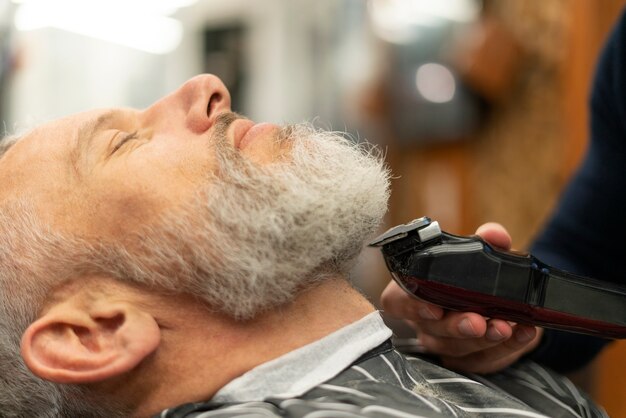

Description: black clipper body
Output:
[370,217,626,339]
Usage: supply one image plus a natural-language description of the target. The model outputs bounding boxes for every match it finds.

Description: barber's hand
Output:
[381,222,543,374]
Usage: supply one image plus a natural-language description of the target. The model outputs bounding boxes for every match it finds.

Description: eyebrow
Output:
[70,110,118,176]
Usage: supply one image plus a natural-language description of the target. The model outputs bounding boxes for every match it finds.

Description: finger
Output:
[381,281,444,320]
[484,319,515,342]
[440,325,543,374]
[417,319,515,358]
[417,311,489,339]
[510,324,542,352]
[475,222,512,251]
[418,322,513,358]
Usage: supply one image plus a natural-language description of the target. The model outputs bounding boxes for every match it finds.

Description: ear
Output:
[20,300,161,384]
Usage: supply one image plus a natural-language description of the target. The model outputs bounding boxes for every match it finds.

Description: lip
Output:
[232,119,256,149]
[239,122,278,150]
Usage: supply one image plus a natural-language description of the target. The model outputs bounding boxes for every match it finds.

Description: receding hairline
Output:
[0,135,22,160]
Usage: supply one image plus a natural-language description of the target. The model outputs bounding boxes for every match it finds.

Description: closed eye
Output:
[110,131,139,155]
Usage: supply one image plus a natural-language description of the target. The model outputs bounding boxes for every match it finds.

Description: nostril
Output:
[207,92,223,117]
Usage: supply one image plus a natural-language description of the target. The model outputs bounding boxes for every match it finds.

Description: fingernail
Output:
[458,318,478,337]
[418,307,438,320]
[486,326,505,341]
[515,328,534,343]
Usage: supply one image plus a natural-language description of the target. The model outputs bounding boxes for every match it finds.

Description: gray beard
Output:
[0,122,390,416]
[113,122,391,319]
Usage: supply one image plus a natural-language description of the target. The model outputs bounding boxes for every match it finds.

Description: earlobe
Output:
[21,303,161,384]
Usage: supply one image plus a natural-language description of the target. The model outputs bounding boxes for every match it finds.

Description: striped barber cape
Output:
[156,314,606,418]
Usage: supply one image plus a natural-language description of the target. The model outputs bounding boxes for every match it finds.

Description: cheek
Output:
[136,142,218,191]
[74,183,167,241]
[73,142,215,237]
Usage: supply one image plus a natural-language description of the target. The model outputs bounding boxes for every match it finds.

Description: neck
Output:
[128,277,375,417]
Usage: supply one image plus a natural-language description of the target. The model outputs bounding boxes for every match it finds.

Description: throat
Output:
[118,278,375,417]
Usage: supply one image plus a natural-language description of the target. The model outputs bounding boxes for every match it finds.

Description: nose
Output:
[144,74,232,134]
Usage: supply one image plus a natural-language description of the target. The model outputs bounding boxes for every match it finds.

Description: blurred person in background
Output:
[382,6,626,379]
[0,74,608,418]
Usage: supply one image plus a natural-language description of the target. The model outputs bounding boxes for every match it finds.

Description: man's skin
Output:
[381,223,543,374]
[0,75,376,417]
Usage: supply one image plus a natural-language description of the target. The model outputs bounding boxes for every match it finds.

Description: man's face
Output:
[0,74,283,238]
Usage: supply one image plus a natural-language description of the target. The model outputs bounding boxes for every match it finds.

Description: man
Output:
[0,75,605,417]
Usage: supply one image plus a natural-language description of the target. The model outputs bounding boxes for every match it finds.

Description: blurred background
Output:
[1,0,625,414]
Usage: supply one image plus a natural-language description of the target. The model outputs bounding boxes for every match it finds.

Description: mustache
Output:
[211,111,244,145]
[212,112,295,151]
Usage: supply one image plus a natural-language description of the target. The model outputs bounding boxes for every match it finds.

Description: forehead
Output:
[0,109,124,222]
[1,119,70,187]
[2,114,69,185]
[2,109,106,162]
[0,108,123,176]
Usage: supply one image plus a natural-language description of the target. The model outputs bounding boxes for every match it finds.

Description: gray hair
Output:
[0,201,131,417]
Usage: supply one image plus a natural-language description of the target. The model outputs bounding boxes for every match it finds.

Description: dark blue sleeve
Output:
[528,10,626,373]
